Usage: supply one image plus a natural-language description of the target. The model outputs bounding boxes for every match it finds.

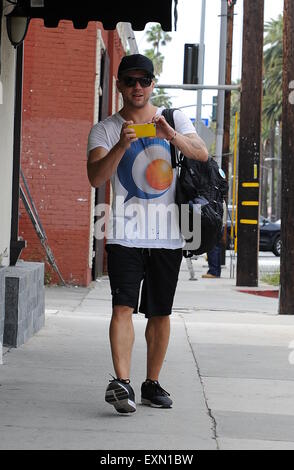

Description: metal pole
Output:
[155,84,240,91]
[276,122,282,220]
[196,0,206,134]
[270,128,276,221]
[10,43,26,266]
[221,1,235,266]
[215,0,228,168]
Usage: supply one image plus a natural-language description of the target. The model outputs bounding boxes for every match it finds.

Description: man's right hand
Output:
[118,121,138,150]
[87,121,138,188]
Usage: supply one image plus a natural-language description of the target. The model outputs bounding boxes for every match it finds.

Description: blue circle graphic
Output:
[117,138,172,202]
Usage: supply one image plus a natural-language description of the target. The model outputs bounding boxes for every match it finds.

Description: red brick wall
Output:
[108,30,126,110]
[19,20,126,286]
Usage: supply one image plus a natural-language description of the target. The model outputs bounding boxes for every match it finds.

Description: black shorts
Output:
[105,244,183,318]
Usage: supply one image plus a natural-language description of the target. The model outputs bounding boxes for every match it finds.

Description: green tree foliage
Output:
[145,24,172,56]
[150,88,172,108]
[144,48,164,78]
[262,16,283,220]
[263,15,283,137]
[144,24,172,107]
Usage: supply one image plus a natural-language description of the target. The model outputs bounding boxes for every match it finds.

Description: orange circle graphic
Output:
[145,159,173,190]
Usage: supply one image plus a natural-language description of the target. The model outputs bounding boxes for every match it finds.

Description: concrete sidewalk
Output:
[0,255,294,450]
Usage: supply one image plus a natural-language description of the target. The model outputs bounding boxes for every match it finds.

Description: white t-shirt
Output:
[87,107,197,249]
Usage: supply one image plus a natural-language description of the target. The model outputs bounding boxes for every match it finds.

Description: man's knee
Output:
[112,305,134,318]
[147,315,170,326]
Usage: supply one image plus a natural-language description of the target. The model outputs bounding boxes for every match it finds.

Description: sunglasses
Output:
[121,76,153,88]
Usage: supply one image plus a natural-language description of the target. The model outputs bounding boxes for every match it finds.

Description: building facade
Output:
[19,20,133,286]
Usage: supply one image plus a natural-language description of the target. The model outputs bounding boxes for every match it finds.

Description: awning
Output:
[6,0,175,31]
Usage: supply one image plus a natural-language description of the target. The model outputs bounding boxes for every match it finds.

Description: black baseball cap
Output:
[118,54,155,79]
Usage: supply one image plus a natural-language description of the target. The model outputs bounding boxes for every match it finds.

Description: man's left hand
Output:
[152,115,175,141]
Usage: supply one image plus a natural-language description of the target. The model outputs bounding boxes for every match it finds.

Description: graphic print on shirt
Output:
[117,138,173,202]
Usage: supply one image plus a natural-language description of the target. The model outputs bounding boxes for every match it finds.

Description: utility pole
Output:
[221,1,235,265]
[270,128,276,221]
[279,0,294,314]
[236,0,264,287]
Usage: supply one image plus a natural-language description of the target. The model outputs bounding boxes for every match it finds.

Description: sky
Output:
[135,0,284,121]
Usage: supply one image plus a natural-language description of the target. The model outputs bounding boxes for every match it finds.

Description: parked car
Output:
[226,206,281,256]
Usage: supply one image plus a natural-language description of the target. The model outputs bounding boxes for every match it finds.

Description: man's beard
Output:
[125,95,150,108]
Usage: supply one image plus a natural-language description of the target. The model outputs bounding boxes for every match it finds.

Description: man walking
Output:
[87,54,208,414]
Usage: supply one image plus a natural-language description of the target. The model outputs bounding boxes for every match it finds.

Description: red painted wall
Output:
[19,20,126,285]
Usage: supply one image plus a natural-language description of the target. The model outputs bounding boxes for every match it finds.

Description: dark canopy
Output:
[7,0,174,31]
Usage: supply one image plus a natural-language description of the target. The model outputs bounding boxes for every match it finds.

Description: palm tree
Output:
[144,24,172,107]
[144,48,164,78]
[150,88,172,108]
[263,15,283,135]
[262,15,283,220]
[145,24,172,56]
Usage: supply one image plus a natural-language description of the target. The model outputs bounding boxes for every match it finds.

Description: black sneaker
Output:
[105,377,136,414]
[141,380,173,408]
